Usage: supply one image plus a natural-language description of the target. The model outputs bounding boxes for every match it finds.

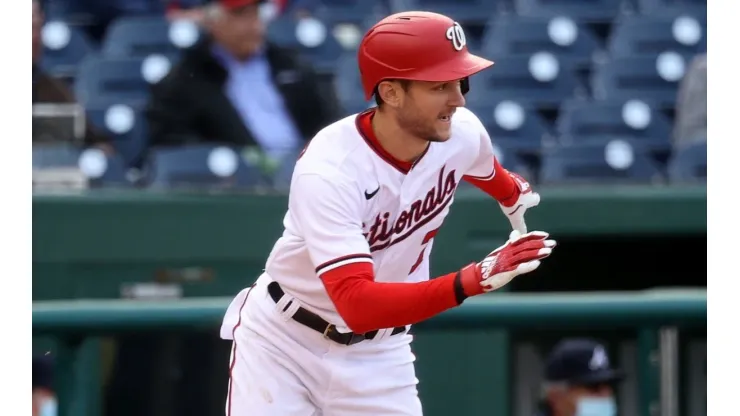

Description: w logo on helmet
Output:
[446,22,467,51]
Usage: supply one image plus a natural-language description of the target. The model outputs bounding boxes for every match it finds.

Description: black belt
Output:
[267,281,406,346]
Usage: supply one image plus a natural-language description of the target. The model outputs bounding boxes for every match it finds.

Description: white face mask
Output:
[575,397,616,416]
[40,398,57,416]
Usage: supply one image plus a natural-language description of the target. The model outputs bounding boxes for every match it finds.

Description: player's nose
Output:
[448,86,466,107]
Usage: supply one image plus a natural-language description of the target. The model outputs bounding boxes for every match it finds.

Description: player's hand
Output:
[498,172,540,234]
[456,230,555,299]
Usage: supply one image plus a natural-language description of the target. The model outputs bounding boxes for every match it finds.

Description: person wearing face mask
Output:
[536,338,624,416]
[32,356,57,416]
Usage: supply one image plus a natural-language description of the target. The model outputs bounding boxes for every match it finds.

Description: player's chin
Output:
[430,122,452,142]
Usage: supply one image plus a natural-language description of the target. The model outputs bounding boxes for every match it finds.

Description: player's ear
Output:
[377,80,404,109]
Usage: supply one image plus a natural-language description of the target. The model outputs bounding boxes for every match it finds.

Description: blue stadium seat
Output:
[101,16,201,58]
[86,104,149,167]
[636,0,707,17]
[312,0,385,22]
[145,144,264,189]
[467,101,551,154]
[76,148,132,188]
[466,52,586,109]
[540,139,663,184]
[556,99,672,152]
[591,53,688,110]
[459,142,534,189]
[514,0,625,22]
[39,20,94,78]
[481,16,602,70]
[266,16,344,73]
[74,56,174,107]
[667,141,706,183]
[32,144,131,187]
[608,14,706,59]
[404,0,503,25]
[33,143,82,169]
[270,148,306,191]
[333,54,369,114]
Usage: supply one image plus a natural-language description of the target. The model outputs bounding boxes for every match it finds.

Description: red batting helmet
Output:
[358,11,494,101]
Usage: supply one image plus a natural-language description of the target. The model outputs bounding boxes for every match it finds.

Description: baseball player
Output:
[220,11,557,415]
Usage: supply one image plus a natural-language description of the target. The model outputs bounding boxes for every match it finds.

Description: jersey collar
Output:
[355,108,429,174]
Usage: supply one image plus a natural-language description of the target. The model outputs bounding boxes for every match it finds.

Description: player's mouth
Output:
[437,112,454,124]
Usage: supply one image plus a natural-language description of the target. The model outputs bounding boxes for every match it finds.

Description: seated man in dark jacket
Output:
[146,0,341,161]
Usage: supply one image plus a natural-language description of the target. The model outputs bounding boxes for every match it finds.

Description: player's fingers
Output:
[528,192,541,208]
[510,230,549,246]
[511,217,528,234]
[509,246,553,265]
[515,260,541,275]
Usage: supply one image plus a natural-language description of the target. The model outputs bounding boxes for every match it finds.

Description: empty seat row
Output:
[44,95,686,174]
[32,140,706,190]
[40,6,706,79]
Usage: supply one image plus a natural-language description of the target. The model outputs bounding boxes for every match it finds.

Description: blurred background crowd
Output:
[31,1,707,416]
[32,0,707,191]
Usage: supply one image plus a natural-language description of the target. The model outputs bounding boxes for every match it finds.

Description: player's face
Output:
[397,80,466,143]
[209,5,265,60]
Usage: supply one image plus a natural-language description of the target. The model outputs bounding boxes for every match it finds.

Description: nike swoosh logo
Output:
[365,187,380,200]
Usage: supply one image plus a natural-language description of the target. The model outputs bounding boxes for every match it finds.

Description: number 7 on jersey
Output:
[409,228,440,274]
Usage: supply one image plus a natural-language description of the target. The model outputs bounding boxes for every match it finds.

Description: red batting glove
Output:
[454,231,556,302]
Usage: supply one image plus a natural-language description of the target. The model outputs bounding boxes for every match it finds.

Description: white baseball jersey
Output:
[263,106,497,329]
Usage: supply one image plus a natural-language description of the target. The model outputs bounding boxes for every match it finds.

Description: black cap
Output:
[33,355,54,390]
[544,338,624,385]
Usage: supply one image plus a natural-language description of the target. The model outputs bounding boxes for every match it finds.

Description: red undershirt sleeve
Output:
[320,263,463,334]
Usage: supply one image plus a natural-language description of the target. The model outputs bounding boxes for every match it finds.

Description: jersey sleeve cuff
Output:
[315,253,373,275]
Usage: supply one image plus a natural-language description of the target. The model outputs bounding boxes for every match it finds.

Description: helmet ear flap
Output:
[461,77,470,95]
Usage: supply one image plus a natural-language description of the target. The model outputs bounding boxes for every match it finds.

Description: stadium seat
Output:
[514,0,625,22]
[270,148,305,191]
[334,53,367,112]
[458,142,534,189]
[101,16,201,58]
[76,148,131,188]
[86,104,149,167]
[591,53,688,110]
[39,20,94,78]
[32,143,82,169]
[466,52,586,110]
[466,100,551,154]
[145,144,265,189]
[32,144,131,188]
[608,14,706,59]
[636,0,707,17]
[667,141,706,183]
[266,16,344,73]
[540,139,663,184]
[481,16,602,70]
[403,0,503,25]
[74,56,174,107]
[312,0,385,22]
[556,99,672,152]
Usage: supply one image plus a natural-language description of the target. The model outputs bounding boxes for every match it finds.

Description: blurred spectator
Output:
[32,0,112,150]
[535,339,623,416]
[147,0,341,160]
[32,356,56,416]
[673,53,707,150]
